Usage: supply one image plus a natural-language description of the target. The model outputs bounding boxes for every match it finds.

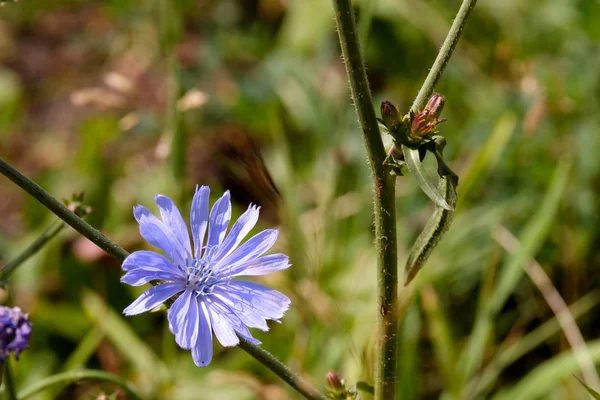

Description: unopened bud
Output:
[380,101,401,130]
[325,371,345,395]
[65,193,93,217]
[423,93,445,118]
[409,93,447,143]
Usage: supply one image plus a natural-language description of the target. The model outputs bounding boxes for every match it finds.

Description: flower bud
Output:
[423,93,445,118]
[380,101,401,130]
[0,306,32,361]
[410,93,447,142]
[325,371,345,396]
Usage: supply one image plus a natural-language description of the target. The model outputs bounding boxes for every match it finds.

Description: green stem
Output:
[410,0,478,112]
[331,1,399,399]
[0,157,327,400]
[238,337,329,400]
[1,220,65,280]
[16,370,143,400]
[3,362,17,400]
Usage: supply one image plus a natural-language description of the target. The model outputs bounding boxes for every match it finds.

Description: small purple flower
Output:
[0,306,32,362]
[121,186,291,367]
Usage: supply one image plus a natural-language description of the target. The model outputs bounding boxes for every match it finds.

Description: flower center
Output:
[180,256,226,296]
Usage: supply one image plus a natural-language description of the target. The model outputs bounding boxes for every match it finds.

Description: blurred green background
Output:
[1,0,600,399]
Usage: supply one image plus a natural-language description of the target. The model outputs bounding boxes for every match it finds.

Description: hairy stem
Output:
[332,1,399,399]
[16,370,143,400]
[0,157,327,400]
[1,220,65,280]
[411,0,478,112]
[238,337,329,400]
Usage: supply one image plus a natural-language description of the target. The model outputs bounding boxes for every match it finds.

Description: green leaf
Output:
[357,381,375,395]
[402,145,452,210]
[405,173,458,284]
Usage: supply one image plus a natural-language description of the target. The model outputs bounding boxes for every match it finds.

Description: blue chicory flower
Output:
[121,186,291,367]
[0,306,32,362]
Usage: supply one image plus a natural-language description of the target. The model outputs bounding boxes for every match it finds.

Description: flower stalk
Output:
[0,157,328,400]
[331,1,399,399]
[3,362,17,400]
[0,220,65,280]
[410,0,479,112]
[401,0,478,208]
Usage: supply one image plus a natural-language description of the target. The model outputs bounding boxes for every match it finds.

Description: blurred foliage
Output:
[1,0,600,399]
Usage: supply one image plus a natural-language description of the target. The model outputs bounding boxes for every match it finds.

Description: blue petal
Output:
[213,288,269,331]
[236,328,261,346]
[168,289,199,350]
[206,298,239,347]
[206,191,231,255]
[227,254,291,277]
[211,205,260,264]
[216,281,290,323]
[191,300,213,367]
[121,268,183,286]
[134,206,188,267]
[123,282,184,316]
[190,186,210,259]
[155,195,192,259]
[214,230,278,277]
[122,250,181,274]
[208,296,261,345]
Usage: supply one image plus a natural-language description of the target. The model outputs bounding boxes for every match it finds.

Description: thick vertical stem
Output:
[332,1,399,399]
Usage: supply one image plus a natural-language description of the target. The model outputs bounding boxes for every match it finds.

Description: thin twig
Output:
[410,0,479,112]
[1,220,65,280]
[331,1,398,399]
[0,157,328,400]
[493,225,600,391]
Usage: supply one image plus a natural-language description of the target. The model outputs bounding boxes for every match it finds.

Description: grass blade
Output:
[491,159,571,313]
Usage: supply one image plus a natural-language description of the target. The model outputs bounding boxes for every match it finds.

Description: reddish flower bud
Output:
[325,371,345,395]
[424,93,445,118]
[410,93,447,141]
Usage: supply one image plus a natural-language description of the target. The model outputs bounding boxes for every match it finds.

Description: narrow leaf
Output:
[405,174,458,284]
[356,381,375,395]
[403,145,452,210]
